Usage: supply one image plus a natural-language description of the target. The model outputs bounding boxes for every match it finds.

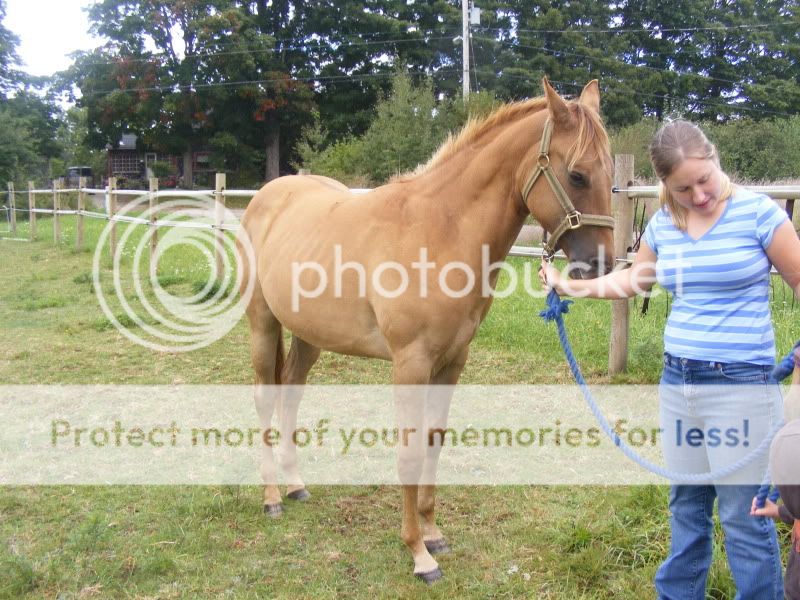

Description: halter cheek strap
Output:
[521,119,615,259]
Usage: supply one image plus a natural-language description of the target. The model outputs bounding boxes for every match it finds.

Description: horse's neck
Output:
[408,113,542,262]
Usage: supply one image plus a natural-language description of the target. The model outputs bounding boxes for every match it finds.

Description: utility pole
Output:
[462,0,470,100]
[462,1,481,101]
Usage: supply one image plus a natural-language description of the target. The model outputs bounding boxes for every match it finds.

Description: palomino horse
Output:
[237,78,615,582]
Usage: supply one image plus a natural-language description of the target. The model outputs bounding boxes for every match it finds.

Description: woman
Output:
[541,120,800,599]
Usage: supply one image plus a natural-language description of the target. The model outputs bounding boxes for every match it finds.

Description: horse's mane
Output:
[398,95,610,181]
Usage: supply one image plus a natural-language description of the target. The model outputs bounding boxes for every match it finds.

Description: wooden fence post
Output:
[108,177,117,257]
[52,179,61,244]
[214,172,226,281]
[7,182,16,235]
[609,154,635,375]
[786,198,796,228]
[28,181,36,240]
[149,177,158,266]
[77,177,87,250]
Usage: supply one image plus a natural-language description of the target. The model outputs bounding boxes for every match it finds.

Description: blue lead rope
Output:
[540,288,782,508]
[773,340,800,382]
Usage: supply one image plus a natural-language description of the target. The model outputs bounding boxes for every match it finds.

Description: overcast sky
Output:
[4,0,102,76]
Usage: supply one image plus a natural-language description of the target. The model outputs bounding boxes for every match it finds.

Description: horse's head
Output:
[521,78,615,279]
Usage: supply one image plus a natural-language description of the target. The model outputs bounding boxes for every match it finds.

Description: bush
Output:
[608,116,800,184]
[292,72,493,186]
[148,160,175,178]
[609,118,659,181]
[705,117,800,182]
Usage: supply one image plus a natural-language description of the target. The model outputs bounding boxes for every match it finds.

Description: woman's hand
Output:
[538,261,565,295]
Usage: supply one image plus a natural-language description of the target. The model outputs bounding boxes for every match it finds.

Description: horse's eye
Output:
[569,171,587,187]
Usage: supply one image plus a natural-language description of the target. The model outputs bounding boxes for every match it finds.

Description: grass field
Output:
[1,215,797,599]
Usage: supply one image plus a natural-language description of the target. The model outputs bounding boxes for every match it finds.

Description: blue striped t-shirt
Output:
[643,188,788,364]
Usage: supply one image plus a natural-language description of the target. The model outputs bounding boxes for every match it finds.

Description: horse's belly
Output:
[260,264,392,359]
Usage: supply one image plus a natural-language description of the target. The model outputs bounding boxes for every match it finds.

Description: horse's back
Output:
[241,175,351,240]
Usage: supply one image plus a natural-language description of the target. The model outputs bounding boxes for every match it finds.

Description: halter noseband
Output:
[520,119,615,260]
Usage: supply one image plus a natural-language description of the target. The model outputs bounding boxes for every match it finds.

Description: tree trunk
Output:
[182,148,193,188]
[265,129,280,183]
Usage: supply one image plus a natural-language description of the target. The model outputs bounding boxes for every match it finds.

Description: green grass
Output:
[0,216,796,598]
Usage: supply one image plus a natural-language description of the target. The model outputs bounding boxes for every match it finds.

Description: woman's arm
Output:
[540,242,658,300]
[767,220,800,298]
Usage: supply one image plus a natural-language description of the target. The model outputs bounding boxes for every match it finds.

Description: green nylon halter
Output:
[520,119,615,259]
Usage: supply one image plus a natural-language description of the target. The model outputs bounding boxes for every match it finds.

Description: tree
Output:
[358,71,449,183]
[0,2,64,183]
[241,0,462,143]
[56,107,108,178]
[60,0,800,189]
[0,0,20,97]
[70,0,314,185]
[294,71,491,185]
[0,106,38,184]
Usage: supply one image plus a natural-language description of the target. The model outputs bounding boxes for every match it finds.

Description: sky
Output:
[4,0,103,77]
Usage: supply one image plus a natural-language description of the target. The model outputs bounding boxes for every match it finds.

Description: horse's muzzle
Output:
[567,255,614,280]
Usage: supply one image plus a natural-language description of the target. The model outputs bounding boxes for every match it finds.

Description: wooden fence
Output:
[3,158,799,374]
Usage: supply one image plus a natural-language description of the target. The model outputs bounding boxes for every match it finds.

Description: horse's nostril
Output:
[589,255,614,275]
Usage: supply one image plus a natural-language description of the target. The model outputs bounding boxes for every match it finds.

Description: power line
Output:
[76,69,461,98]
[472,35,754,92]
[73,33,462,68]
[501,75,796,119]
[474,23,774,35]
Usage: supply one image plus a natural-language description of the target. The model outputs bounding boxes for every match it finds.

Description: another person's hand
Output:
[750,497,781,519]
[794,520,800,553]
[784,347,800,421]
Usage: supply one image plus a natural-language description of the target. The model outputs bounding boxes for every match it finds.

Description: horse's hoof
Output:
[286,488,311,502]
[264,503,283,518]
[424,538,451,555]
[416,567,443,585]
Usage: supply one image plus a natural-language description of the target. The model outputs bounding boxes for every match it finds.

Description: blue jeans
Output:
[654,353,783,600]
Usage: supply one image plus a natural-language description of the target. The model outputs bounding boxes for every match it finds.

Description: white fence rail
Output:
[3,163,798,373]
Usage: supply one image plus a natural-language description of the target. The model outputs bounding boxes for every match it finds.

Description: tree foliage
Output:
[295,72,497,185]
[706,117,800,182]
[68,0,315,183]
[0,106,38,184]
[0,2,65,184]
[0,0,19,97]
[5,0,800,186]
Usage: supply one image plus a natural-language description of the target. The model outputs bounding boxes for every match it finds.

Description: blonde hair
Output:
[649,120,733,230]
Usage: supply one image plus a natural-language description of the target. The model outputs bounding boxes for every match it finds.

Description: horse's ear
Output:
[579,80,601,113]
[542,77,571,126]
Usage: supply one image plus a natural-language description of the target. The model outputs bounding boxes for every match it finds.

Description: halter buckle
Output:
[537,153,550,168]
[566,211,582,229]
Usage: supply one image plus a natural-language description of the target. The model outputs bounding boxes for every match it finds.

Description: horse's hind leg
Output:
[419,348,468,556]
[245,289,285,517]
[278,335,321,501]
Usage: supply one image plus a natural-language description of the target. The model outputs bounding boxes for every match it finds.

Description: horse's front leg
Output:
[393,352,442,583]
[418,349,468,555]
